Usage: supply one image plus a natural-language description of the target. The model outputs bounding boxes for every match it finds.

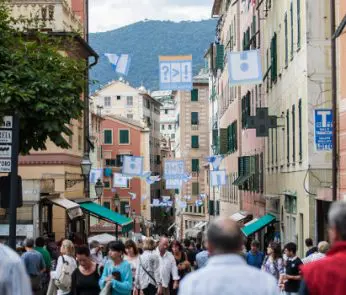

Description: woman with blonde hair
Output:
[134,238,160,295]
[50,239,78,295]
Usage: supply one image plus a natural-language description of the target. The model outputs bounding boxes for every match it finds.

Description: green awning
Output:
[241,214,276,237]
[233,174,252,186]
[79,202,133,233]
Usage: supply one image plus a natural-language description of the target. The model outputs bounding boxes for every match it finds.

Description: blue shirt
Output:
[21,250,45,276]
[99,259,132,295]
[179,254,279,295]
[246,251,264,269]
[196,250,209,269]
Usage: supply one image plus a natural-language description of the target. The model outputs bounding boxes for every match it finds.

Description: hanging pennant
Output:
[113,173,128,188]
[128,192,136,200]
[89,169,102,184]
[210,170,227,186]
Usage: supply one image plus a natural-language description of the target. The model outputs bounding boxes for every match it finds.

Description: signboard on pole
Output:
[0,146,11,158]
[314,109,333,151]
[159,55,193,90]
[0,116,13,129]
[0,130,12,144]
[0,159,11,172]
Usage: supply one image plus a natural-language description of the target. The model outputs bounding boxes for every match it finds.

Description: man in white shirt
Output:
[156,236,179,295]
[179,218,280,295]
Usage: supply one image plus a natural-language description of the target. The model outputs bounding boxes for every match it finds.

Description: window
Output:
[192,183,199,195]
[270,33,278,82]
[191,136,199,148]
[191,89,198,101]
[243,27,251,50]
[171,133,175,139]
[227,121,238,153]
[298,99,302,161]
[297,0,301,48]
[191,112,199,125]
[120,201,129,215]
[284,13,288,67]
[117,96,121,100]
[119,129,129,144]
[127,114,133,119]
[103,130,113,144]
[116,155,128,167]
[104,181,110,189]
[165,109,168,114]
[104,96,111,107]
[241,92,251,128]
[156,155,161,165]
[168,125,172,130]
[105,159,116,166]
[126,96,133,106]
[192,159,199,172]
[287,110,290,164]
[161,125,165,130]
[103,202,110,209]
[292,104,296,163]
[290,1,294,59]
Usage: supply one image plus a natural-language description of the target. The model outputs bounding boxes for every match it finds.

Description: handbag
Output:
[139,256,156,285]
[99,281,112,295]
[55,255,74,292]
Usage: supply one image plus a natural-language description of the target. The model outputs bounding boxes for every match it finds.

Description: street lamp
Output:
[114,194,120,212]
[95,179,103,199]
[80,153,92,176]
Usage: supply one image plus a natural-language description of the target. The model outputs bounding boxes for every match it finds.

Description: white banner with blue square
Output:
[122,156,144,177]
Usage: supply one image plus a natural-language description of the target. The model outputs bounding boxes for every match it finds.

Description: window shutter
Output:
[227,125,232,152]
[219,128,228,155]
[104,130,112,144]
[297,0,301,48]
[271,33,278,82]
[192,183,199,195]
[216,201,220,215]
[284,13,288,67]
[209,200,214,216]
[191,136,199,148]
[192,159,199,172]
[234,121,238,151]
[290,1,294,59]
[191,112,199,125]
[216,44,225,70]
[120,201,127,215]
[254,154,260,192]
[119,130,129,144]
[191,89,198,101]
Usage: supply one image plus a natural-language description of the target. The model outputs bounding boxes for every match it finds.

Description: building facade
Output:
[174,70,210,239]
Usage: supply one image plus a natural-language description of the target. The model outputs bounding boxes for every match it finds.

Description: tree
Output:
[0,2,86,154]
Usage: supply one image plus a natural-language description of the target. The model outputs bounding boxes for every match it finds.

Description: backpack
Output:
[55,255,75,292]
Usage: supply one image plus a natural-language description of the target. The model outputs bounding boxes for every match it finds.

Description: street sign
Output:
[0,130,12,143]
[314,109,333,151]
[0,116,13,129]
[228,50,263,86]
[0,159,11,172]
[0,146,11,158]
[164,160,185,179]
[159,55,193,90]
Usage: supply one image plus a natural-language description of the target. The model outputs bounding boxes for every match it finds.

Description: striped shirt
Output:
[0,244,32,295]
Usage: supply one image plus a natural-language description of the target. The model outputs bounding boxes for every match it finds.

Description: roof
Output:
[241,214,276,237]
[151,90,173,98]
[105,114,147,130]
[193,69,209,84]
[141,93,163,106]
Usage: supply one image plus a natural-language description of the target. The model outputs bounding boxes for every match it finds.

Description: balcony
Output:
[10,0,83,33]
[191,124,199,131]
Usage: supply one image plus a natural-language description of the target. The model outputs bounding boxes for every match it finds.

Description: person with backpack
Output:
[261,242,284,281]
[70,245,101,295]
[50,239,77,295]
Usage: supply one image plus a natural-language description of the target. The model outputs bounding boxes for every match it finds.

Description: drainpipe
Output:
[330,0,337,201]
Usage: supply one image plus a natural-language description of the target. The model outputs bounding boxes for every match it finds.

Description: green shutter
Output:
[216,44,225,70]
[191,136,199,148]
[284,13,288,67]
[290,1,294,59]
[297,0,301,48]
[120,201,127,215]
[212,129,219,154]
[254,154,260,192]
[119,130,129,144]
[234,121,238,151]
[191,89,198,101]
[192,183,199,195]
[104,130,112,144]
[227,125,232,153]
[209,200,214,215]
[238,157,244,176]
[191,112,199,125]
[219,128,228,155]
[271,33,278,82]
[216,201,220,215]
[192,159,199,172]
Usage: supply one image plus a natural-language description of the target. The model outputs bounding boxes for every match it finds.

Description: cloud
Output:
[89,0,213,32]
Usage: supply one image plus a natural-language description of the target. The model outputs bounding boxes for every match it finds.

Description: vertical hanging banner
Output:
[122,156,144,177]
[164,160,185,179]
[89,169,103,184]
[314,109,333,151]
[159,55,193,90]
[210,170,227,186]
[228,50,263,86]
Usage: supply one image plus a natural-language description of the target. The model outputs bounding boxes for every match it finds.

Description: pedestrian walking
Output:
[262,242,284,280]
[134,238,160,295]
[302,241,329,264]
[21,238,46,295]
[89,240,104,265]
[304,238,317,257]
[185,240,197,270]
[50,239,77,295]
[279,242,302,295]
[156,237,179,295]
[124,239,140,294]
[70,245,101,295]
[246,240,264,268]
[35,237,52,294]
[99,240,133,295]
[178,217,279,295]
[195,240,208,269]
[299,201,346,295]
[0,242,32,295]
[170,240,190,295]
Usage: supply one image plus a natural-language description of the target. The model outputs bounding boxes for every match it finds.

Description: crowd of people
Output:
[1,201,346,295]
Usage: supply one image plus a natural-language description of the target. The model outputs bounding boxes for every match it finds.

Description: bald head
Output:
[158,236,169,255]
[207,217,243,255]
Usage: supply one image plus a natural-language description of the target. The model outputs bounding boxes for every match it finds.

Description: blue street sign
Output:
[159,55,193,90]
[314,109,333,151]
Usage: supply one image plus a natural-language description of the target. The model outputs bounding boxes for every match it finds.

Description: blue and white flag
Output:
[145,175,161,185]
[210,170,227,187]
[89,169,103,184]
[122,156,144,177]
[206,155,224,171]
[182,173,192,183]
[104,53,132,76]
[195,199,204,207]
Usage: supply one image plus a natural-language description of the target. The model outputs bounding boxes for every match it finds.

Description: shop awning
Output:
[230,212,248,222]
[45,196,83,219]
[79,201,133,233]
[241,214,276,237]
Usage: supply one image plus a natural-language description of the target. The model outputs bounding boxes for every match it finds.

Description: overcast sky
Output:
[89,0,213,32]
